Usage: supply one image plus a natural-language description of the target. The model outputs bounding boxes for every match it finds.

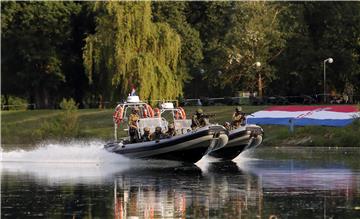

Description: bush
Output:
[59,98,79,137]
[1,95,28,110]
[35,98,79,140]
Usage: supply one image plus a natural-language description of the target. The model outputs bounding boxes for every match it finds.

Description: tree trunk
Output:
[34,87,43,109]
[42,88,49,108]
[3,94,9,110]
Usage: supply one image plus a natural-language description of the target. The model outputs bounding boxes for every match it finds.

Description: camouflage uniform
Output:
[191,108,208,129]
[166,124,176,137]
[231,106,245,128]
[141,127,151,142]
[128,108,140,143]
[128,113,140,129]
[150,127,166,141]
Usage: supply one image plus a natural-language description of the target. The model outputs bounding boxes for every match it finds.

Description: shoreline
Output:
[2,106,359,149]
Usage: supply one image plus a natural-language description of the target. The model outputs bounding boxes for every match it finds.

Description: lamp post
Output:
[323,58,333,103]
[255,62,262,97]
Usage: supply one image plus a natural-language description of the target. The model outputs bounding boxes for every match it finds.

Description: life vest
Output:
[153,108,161,118]
[143,108,148,118]
[178,107,186,119]
[146,104,154,118]
[113,106,124,125]
[175,110,180,120]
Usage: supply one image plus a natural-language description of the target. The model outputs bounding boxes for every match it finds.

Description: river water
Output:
[1,142,359,218]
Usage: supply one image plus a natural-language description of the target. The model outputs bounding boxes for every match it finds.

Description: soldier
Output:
[128,107,140,143]
[141,127,151,142]
[166,123,176,137]
[191,108,209,129]
[231,106,245,129]
[150,126,166,141]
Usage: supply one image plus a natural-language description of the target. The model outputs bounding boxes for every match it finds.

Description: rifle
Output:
[202,113,216,118]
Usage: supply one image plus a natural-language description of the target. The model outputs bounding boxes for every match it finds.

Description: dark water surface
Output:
[1,143,360,219]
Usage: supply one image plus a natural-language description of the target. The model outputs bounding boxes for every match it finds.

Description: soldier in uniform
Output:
[141,127,151,142]
[166,123,176,137]
[191,108,209,129]
[231,106,245,129]
[128,107,140,143]
[150,126,166,141]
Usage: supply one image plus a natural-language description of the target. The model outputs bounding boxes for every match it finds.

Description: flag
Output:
[246,105,359,127]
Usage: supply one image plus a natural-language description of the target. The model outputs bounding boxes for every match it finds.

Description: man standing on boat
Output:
[232,106,245,128]
[128,107,140,143]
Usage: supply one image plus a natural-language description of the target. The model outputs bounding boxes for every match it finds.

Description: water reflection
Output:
[1,147,360,218]
[111,160,359,219]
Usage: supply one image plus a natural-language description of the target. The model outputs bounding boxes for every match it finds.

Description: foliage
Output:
[1,95,28,110]
[270,2,360,96]
[34,98,79,140]
[1,2,82,108]
[221,2,287,92]
[83,2,184,102]
[1,2,360,105]
[186,2,288,96]
[151,2,203,95]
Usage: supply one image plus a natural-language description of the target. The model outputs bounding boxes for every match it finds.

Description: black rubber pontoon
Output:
[105,125,228,163]
[208,125,263,161]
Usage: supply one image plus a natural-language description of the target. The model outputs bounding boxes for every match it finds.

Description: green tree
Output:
[270,2,360,100]
[1,2,81,108]
[152,2,203,97]
[186,2,235,97]
[186,2,287,97]
[83,2,185,102]
[220,2,287,96]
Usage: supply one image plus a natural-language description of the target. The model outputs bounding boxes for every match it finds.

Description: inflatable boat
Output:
[207,124,263,161]
[105,125,228,163]
[104,95,228,163]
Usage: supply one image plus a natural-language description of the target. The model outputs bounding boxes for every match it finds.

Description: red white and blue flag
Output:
[247,105,359,127]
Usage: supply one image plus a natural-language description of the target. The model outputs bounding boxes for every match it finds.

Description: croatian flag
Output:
[247,105,359,127]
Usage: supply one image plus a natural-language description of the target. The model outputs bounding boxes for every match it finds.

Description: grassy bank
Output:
[1,105,360,149]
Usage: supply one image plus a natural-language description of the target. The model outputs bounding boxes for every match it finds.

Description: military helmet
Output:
[155,126,162,132]
[144,127,150,132]
[235,106,242,112]
[168,123,174,129]
[196,108,203,114]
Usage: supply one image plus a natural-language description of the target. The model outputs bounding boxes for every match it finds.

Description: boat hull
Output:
[208,125,263,161]
[105,125,228,163]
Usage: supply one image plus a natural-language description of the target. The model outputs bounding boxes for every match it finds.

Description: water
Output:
[1,142,360,218]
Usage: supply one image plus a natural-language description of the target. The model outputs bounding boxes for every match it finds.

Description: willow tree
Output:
[83,2,184,102]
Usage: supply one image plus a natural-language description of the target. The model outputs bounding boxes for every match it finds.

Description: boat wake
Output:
[0,141,183,184]
[1,141,127,164]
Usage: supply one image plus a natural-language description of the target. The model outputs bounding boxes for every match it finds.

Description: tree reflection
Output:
[112,161,359,219]
[2,154,359,218]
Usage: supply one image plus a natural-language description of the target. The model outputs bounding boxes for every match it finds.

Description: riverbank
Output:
[1,105,359,149]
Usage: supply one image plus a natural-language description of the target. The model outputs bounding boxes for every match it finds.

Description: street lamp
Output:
[323,58,334,103]
[254,62,262,97]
